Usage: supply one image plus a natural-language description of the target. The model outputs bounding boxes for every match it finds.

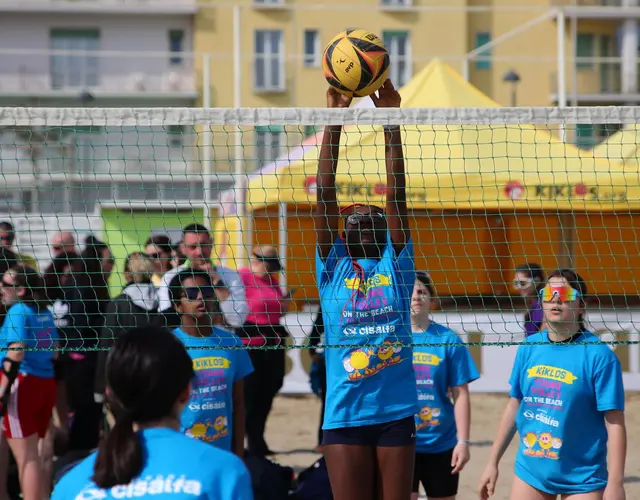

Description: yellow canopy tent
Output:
[216,59,640,299]
[246,59,639,213]
[586,124,640,169]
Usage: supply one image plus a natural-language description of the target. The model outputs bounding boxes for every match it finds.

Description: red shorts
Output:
[2,374,56,439]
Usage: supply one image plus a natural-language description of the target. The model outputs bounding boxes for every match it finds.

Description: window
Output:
[576,33,595,69]
[50,29,100,89]
[254,30,284,92]
[303,30,320,67]
[255,127,283,167]
[382,31,411,87]
[169,30,185,66]
[474,32,492,70]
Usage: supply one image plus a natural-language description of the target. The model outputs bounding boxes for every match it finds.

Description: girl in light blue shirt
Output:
[479,269,626,500]
[410,271,479,500]
[52,326,253,500]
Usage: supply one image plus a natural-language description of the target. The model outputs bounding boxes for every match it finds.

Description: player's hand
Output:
[478,463,498,500]
[451,441,470,474]
[326,87,352,108]
[370,79,401,108]
[604,482,626,500]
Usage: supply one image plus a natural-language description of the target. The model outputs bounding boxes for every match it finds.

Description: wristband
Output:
[458,440,470,446]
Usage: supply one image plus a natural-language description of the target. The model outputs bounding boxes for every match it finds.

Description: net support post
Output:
[232,3,247,269]
[278,202,288,294]
[557,213,576,270]
[202,53,213,231]
[556,8,567,142]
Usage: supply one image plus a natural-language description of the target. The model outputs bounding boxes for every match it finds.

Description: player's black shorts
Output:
[412,448,459,496]
[322,416,416,447]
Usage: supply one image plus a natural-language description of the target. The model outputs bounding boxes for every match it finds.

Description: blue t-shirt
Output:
[1,303,57,378]
[51,427,254,500]
[412,323,480,454]
[509,330,625,495]
[173,327,253,451]
[316,234,418,429]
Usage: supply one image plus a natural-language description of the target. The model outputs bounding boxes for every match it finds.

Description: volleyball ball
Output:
[322,29,390,98]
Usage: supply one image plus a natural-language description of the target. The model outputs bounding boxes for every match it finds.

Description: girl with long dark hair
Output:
[52,326,253,499]
[0,265,58,500]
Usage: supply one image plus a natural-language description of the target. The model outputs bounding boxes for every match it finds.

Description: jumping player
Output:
[169,269,253,457]
[411,271,479,500]
[52,326,253,500]
[0,265,57,500]
[316,80,418,500]
[479,269,626,500]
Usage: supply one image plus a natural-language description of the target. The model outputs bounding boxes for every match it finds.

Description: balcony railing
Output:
[550,57,640,101]
[0,48,196,96]
[551,0,623,6]
[0,0,198,14]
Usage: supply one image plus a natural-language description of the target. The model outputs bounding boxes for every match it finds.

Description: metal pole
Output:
[278,202,287,293]
[556,9,567,142]
[202,53,213,230]
[464,10,557,61]
[462,58,470,81]
[233,4,246,269]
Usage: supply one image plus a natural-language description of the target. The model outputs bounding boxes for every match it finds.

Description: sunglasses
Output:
[345,212,385,226]
[539,284,581,303]
[146,252,162,260]
[183,286,215,301]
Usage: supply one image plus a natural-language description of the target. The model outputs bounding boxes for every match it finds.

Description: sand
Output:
[265,392,640,499]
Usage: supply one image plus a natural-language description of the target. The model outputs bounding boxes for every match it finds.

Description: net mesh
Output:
[0,106,639,363]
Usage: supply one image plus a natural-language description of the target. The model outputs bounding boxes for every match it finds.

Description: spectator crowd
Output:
[0,221,294,499]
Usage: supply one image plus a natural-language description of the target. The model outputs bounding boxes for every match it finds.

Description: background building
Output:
[0,0,638,218]
[0,0,233,216]
[196,0,639,167]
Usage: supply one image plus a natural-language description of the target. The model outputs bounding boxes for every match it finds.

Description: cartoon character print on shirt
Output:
[413,351,442,430]
[339,272,406,381]
[520,364,577,460]
[342,341,403,380]
[185,355,231,443]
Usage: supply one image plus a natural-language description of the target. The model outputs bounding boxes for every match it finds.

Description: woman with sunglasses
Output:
[315,80,417,500]
[512,263,545,336]
[479,269,626,500]
[411,271,479,500]
[52,326,253,500]
[169,269,253,458]
[238,246,292,457]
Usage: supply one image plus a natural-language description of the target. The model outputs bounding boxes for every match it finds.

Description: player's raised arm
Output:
[371,79,410,254]
[316,87,352,260]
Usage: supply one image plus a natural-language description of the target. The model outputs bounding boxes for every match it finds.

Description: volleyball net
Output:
[0,106,639,356]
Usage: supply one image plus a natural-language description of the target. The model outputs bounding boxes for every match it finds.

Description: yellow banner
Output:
[526,365,578,384]
[344,274,392,294]
[413,353,442,366]
[193,357,231,371]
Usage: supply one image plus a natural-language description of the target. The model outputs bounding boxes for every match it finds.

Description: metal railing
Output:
[0,48,197,95]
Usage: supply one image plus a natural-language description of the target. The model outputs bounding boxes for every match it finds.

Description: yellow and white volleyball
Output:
[322,29,390,98]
